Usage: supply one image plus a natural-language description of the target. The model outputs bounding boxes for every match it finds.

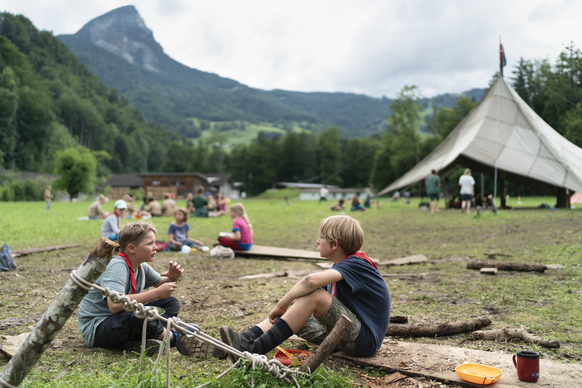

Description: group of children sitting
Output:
[97,193,254,255]
[78,214,391,363]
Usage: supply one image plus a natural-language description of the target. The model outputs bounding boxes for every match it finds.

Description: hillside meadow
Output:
[1,197,582,387]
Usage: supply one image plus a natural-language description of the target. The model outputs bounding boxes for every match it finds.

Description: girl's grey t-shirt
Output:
[78,256,161,347]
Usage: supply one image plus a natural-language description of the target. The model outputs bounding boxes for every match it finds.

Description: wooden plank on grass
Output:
[378,254,428,266]
[234,245,378,263]
[12,244,82,257]
[334,340,582,387]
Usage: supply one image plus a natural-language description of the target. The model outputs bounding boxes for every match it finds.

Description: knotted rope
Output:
[70,270,302,388]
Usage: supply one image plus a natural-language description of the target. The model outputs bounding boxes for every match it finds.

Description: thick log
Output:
[1,238,117,387]
[467,260,547,273]
[299,314,352,373]
[472,328,560,348]
[386,317,491,337]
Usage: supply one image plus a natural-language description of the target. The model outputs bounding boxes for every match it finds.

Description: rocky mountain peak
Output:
[75,5,164,73]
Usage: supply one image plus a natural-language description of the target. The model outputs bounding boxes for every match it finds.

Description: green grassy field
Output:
[1,197,581,387]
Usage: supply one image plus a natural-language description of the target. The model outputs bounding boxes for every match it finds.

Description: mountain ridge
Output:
[58,5,485,138]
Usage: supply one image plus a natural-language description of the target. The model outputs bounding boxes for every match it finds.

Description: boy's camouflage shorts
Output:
[295,296,361,355]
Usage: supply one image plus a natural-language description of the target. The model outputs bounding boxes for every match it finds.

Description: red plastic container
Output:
[273,349,313,366]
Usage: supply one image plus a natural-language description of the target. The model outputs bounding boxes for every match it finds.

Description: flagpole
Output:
[493,36,501,209]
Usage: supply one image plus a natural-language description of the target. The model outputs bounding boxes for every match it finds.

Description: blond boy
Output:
[78,221,185,352]
[218,215,391,361]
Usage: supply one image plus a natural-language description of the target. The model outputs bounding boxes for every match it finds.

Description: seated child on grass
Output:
[218,215,390,361]
[331,198,345,211]
[217,203,253,251]
[79,221,188,353]
[100,200,128,241]
[168,208,209,252]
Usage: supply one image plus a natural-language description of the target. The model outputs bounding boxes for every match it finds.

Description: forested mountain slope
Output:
[59,5,484,138]
[0,11,179,174]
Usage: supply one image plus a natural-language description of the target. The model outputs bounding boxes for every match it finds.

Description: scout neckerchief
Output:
[118,252,136,294]
[328,251,378,297]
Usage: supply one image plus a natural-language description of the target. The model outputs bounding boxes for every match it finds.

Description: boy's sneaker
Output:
[176,335,225,358]
[122,339,162,357]
[220,326,251,363]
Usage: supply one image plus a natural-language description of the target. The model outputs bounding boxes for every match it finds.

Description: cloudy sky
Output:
[3,0,580,98]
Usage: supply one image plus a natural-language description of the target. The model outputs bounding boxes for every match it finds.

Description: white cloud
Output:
[2,0,581,97]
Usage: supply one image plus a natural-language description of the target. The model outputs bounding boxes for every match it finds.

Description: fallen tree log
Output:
[472,328,560,348]
[386,317,491,337]
[467,260,547,273]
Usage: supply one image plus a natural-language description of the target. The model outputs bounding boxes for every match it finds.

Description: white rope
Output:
[70,270,303,388]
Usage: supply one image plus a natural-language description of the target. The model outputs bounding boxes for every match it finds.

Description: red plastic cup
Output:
[513,350,539,382]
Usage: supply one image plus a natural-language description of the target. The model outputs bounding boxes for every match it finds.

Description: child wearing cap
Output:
[101,199,128,241]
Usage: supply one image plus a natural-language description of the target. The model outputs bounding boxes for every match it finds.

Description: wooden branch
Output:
[386,317,491,337]
[12,244,82,257]
[299,314,352,373]
[472,328,560,348]
[467,260,547,273]
[1,238,117,387]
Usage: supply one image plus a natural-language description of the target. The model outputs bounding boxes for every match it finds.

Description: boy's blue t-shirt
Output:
[329,256,391,356]
[167,222,190,242]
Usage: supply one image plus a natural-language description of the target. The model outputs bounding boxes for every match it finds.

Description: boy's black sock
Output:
[241,326,263,341]
[251,319,293,354]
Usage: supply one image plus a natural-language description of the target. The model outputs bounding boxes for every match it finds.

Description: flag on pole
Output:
[500,43,507,67]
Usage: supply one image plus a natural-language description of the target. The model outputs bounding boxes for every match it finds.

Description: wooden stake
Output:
[1,238,117,387]
[299,314,352,373]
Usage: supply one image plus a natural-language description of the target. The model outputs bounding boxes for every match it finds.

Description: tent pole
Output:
[493,36,501,210]
[481,173,484,198]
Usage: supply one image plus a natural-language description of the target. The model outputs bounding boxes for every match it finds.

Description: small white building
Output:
[297,188,366,201]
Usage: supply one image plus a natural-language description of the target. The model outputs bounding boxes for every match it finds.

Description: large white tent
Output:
[378,77,582,207]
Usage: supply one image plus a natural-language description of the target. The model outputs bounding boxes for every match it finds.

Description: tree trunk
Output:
[467,260,547,273]
[1,238,118,387]
[386,317,491,337]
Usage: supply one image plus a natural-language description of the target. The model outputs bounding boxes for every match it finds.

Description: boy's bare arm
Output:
[269,269,343,323]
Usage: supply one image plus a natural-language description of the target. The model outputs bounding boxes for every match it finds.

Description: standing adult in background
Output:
[319,185,329,203]
[44,185,53,211]
[426,169,441,214]
[161,193,177,217]
[459,168,475,215]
